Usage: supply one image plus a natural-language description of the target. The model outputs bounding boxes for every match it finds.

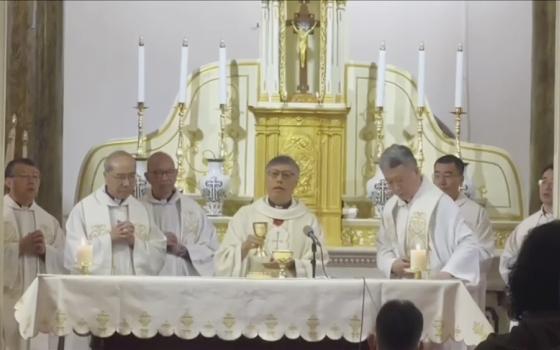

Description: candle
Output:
[77,239,93,268]
[219,40,227,105]
[138,36,145,103]
[454,43,464,108]
[417,42,426,107]
[410,244,427,271]
[375,41,386,108]
[178,38,189,104]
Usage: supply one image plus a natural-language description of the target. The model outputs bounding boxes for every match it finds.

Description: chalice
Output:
[252,222,268,257]
[272,250,294,279]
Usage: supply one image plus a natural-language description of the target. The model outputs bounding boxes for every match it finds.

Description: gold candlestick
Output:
[135,102,148,159]
[451,107,466,159]
[373,106,385,164]
[176,102,188,193]
[415,106,425,168]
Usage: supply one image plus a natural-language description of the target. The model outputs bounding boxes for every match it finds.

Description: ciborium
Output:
[272,250,294,279]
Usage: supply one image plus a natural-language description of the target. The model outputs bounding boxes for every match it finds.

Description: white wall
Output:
[63,0,532,215]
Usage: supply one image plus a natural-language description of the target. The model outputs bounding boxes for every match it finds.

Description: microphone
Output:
[303,225,322,246]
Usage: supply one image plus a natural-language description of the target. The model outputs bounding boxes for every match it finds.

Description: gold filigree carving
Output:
[495,229,511,250]
[319,0,327,102]
[279,1,287,101]
[341,226,376,247]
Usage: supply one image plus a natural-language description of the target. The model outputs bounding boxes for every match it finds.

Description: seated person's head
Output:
[509,220,560,321]
[370,299,423,350]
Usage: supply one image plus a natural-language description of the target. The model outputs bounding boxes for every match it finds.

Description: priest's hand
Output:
[391,258,412,278]
[19,230,45,258]
[111,221,135,247]
[241,234,264,260]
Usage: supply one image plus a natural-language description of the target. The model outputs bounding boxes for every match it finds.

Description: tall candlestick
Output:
[375,41,386,108]
[417,42,426,107]
[410,244,427,271]
[138,36,145,103]
[178,38,189,104]
[219,40,227,105]
[454,43,464,108]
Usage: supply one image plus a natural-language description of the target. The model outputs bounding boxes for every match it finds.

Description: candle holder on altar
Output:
[373,106,385,164]
[77,241,93,275]
[415,106,426,169]
[406,234,428,280]
[135,102,148,159]
[451,107,466,159]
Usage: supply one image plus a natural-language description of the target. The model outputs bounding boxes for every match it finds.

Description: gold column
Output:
[249,104,349,246]
[5,1,63,220]
[0,1,7,346]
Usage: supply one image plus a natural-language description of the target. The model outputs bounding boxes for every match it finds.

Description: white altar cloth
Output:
[15,275,492,345]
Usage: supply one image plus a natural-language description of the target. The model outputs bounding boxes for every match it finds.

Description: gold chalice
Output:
[253,222,268,258]
[272,250,294,279]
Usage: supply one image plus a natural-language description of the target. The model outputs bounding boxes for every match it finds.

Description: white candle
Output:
[219,40,227,105]
[454,43,464,108]
[178,38,189,104]
[77,239,93,267]
[410,244,427,271]
[375,41,386,108]
[417,42,426,107]
[138,36,145,103]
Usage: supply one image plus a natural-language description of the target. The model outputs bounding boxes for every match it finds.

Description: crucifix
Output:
[286,0,319,94]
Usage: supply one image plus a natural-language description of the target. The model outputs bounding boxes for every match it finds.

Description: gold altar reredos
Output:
[75,0,523,248]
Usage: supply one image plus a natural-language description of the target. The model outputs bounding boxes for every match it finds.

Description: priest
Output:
[376,145,480,283]
[215,155,327,277]
[143,152,219,276]
[433,155,495,307]
[499,164,554,283]
[3,158,66,350]
[64,150,166,275]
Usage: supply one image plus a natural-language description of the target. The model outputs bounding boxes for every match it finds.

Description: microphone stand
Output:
[311,240,317,278]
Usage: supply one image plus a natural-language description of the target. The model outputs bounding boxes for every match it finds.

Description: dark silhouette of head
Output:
[372,299,423,350]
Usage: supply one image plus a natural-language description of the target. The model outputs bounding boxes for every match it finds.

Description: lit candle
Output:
[77,239,93,269]
[138,36,145,103]
[219,40,227,105]
[375,41,386,108]
[454,43,464,108]
[410,244,427,271]
[417,42,426,107]
[178,38,189,104]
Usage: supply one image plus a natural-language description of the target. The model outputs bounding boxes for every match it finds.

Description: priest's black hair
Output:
[5,158,37,178]
[266,155,300,175]
[434,154,467,176]
[508,220,560,321]
[375,299,423,350]
[541,163,553,177]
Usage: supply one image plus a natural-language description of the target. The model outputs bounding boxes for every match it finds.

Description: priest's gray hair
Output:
[104,150,135,173]
[379,144,418,171]
[266,155,300,176]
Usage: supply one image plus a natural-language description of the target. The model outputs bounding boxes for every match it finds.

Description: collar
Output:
[147,189,179,204]
[541,205,553,218]
[103,186,127,206]
[5,194,34,210]
[455,192,469,206]
[267,197,293,209]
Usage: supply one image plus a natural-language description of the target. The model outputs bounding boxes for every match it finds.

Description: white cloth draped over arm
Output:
[214,207,250,277]
[64,203,113,275]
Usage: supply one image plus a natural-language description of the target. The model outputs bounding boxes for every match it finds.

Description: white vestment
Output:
[377,178,480,284]
[3,195,66,350]
[499,207,554,283]
[142,191,219,276]
[456,192,495,310]
[215,197,328,278]
[64,187,166,275]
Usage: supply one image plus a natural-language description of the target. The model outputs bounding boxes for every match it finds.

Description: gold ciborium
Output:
[272,250,294,279]
[253,222,268,258]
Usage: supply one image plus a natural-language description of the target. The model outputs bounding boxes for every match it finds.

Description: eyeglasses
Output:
[109,173,137,182]
[267,170,296,180]
[12,174,40,181]
[148,169,177,178]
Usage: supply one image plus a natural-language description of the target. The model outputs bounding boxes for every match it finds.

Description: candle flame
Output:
[182,38,188,47]
[81,238,86,246]
[380,41,386,51]
[416,243,421,250]
[419,42,425,51]
[457,43,463,52]
[219,40,226,48]
[138,36,144,47]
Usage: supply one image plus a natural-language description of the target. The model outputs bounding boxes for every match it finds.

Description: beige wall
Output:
[63,0,532,215]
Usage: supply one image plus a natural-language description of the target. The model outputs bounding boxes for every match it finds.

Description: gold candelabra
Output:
[415,106,426,168]
[373,106,385,164]
[176,102,188,192]
[135,102,148,159]
[451,107,466,159]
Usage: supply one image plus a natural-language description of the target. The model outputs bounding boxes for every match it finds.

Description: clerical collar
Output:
[152,190,177,203]
[542,205,553,217]
[104,186,126,205]
[9,195,33,209]
[267,198,292,209]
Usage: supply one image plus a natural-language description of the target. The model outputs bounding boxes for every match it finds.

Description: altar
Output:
[16,275,492,348]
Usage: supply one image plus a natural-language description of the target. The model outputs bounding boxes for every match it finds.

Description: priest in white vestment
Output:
[376,145,480,284]
[3,159,66,350]
[143,152,219,276]
[433,155,495,309]
[215,155,328,278]
[65,151,166,275]
[500,164,554,283]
